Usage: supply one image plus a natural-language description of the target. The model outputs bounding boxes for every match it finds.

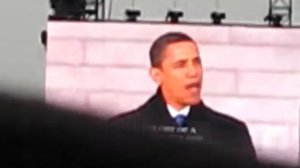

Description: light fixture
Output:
[211,11,226,25]
[166,10,184,23]
[49,0,86,20]
[125,9,141,22]
[264,14,283,27]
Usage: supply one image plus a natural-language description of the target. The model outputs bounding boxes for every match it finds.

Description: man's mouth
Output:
[185,82,200,92]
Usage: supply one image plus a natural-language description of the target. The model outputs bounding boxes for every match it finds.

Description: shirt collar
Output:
[167,104,191,118]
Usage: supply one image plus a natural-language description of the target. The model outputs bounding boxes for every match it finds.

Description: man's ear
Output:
[149,67,162,85]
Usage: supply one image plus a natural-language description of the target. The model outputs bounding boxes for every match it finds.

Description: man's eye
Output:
[194,58,201,64]
[174,61,185,68]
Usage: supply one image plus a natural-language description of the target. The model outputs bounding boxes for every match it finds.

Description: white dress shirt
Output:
[167,104,191,119]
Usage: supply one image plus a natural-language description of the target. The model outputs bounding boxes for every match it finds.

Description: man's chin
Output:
[186,97,201,105]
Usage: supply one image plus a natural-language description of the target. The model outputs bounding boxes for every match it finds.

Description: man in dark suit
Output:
[112,32,257,165]
[0,93,255,168]
[0,93,292,167]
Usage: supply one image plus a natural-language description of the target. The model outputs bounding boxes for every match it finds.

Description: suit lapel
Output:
[142,88,211,127]
[143,89,176,126]
[188,101,209,123]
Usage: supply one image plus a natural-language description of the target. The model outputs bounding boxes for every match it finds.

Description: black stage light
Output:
[49,0,86,20]
[211,11,226,25]
[264,14,283,27]
[125,9,141,22]
[166,10,184,23]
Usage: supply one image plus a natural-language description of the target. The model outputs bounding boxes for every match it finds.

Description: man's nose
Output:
[186,64,200,78]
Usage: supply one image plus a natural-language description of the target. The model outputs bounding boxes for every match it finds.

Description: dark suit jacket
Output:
[0,93,226,168]
[1,93,291,168]
[112,88,257,167]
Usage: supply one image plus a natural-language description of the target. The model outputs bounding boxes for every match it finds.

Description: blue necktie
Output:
[175,114,187,127]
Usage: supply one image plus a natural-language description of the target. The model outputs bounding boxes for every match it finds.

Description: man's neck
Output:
[159,87,186,111]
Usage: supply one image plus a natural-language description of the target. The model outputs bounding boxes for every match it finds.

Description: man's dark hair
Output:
[149,32,196,67]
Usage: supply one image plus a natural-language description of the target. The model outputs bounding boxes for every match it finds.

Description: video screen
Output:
[45,21,299,166]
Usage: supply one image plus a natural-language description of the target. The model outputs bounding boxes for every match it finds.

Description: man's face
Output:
[151,41,203,109]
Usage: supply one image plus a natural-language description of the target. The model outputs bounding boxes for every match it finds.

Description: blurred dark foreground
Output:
[0,93,298,168]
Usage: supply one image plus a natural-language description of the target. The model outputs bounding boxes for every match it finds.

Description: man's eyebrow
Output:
[173,59,187,64]
[194,57,201,62]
